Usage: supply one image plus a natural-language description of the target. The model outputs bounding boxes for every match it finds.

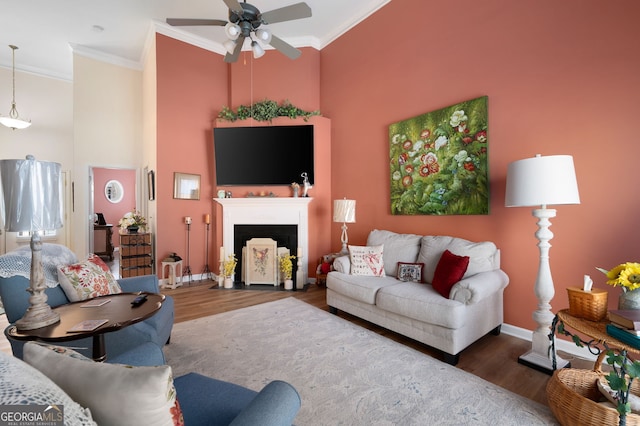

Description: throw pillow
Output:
[23,342,184,426]
[432,250,470,298]
[366,230,422,276]
[396,262,424,282]
[58,254,122,302]
[349,245,385,277]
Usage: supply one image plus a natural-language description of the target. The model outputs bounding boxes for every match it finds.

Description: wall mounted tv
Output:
[213,125,314,186]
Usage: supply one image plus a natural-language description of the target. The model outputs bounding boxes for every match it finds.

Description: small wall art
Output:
[389,96,489,215]
[173,172,200,200]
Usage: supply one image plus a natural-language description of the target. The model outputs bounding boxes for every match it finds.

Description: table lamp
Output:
[0,155,63,330]
[333,198,356,255]
[505,154,580,373]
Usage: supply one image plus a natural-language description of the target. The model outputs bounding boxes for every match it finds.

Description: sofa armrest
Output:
[449,269,509,304]
[332,255,351,274]
[230,380,301,426]
[117,274,160,293]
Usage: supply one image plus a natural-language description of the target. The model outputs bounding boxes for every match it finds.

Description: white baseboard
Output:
[502,323,598,363]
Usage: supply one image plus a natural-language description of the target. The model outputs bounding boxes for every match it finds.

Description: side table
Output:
[6,292,164,362]
[552,309,640,369]
[161,260,183,289]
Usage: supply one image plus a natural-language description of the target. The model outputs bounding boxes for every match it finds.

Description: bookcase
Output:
[120,233,152,277]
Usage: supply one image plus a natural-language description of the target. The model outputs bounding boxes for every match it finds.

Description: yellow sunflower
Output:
[597,262,640,291]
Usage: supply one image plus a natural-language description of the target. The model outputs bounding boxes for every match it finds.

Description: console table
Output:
[94,224,114,260]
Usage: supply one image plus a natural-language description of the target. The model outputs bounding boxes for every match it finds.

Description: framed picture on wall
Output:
[173,172,200,200]
[147,170,155,201]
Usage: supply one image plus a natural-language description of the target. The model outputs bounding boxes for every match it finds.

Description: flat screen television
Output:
[213,125,314,186]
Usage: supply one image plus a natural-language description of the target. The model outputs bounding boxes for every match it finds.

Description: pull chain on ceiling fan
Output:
[167,0,312,63]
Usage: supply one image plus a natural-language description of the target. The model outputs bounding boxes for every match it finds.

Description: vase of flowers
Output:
[223,254,237,289]
[279,254,296,290]
[597,262,640,310]
[118,209,147,234]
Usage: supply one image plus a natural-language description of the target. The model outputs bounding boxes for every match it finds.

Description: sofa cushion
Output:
[349,245,385,276]
[0,243,78,288]
[0,347,96,426]
[58,254,122,302]
[432,250,470,298]
[326,272,401,305]
[367,230,422,276]
[24,342,183,426]
[418,236,498,283]
[396,262,424,282]
[376,282,466,329]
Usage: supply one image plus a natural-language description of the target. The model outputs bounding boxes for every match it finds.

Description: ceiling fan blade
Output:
[166,18,227,26]
[260,2,312,25]
[223,0,245,17]
[224,35,245,63]
[269,34,301,60]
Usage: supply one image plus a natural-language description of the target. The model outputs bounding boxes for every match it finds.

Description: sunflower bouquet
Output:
[223,254,237,278]
[596,262,640,292]
[279,254,296,280]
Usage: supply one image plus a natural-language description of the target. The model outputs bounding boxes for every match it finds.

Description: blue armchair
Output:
[0,245,173,366]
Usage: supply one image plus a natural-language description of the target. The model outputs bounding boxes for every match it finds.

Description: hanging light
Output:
[251,41,265,59]
[223,39,237,54]
[255,28,272,44]
[0,45,31,130]
[224,22,241,40]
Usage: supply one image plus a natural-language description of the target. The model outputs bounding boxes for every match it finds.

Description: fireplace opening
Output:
[234,224,298,286]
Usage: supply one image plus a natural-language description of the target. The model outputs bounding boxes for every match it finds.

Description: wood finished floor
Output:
[163,279,594,407]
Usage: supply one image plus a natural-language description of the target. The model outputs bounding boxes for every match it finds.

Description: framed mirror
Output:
[173,172,200,200]
[105,180,124,203]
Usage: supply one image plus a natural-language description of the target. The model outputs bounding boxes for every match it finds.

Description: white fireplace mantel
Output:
[214,197,312,284]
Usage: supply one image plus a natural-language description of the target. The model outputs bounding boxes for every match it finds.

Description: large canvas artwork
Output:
[389,96,489,215]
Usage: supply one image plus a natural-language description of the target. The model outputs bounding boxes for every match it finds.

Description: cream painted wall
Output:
[0,67,73,250]
[72,55,143,256]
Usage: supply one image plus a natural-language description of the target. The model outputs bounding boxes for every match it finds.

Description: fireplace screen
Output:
[244,238,278,286]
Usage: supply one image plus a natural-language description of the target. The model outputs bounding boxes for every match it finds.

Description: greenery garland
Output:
[217,99,320,122]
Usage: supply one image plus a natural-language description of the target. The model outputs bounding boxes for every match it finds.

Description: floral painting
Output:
[389,96,489,215]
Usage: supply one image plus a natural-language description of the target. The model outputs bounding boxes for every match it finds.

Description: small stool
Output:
[161,260,183,289]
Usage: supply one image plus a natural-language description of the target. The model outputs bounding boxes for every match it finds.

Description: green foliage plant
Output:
[605,350,640,425]
[217,99,320,122]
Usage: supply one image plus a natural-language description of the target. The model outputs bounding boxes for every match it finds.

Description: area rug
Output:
[164,298,557,425]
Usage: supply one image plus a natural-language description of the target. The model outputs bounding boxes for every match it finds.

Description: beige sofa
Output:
[326,230,509,365]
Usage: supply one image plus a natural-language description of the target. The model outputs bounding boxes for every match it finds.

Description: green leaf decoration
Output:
[217,100,321,122]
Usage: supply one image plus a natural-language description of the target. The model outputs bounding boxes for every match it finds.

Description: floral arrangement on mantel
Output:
[597,263,640,292]
[223,253,237,278]
[217,99,320,122]
[118,209,147,231]
[279,254,296,280]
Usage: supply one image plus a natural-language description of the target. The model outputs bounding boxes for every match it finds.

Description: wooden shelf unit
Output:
[120,233,152,277]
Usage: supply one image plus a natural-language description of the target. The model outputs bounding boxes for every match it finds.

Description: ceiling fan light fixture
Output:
[0,45,31,130]
[255,28,272,44]
[223,39,237,54]
[251,41,265,59]
[224,22,241,40]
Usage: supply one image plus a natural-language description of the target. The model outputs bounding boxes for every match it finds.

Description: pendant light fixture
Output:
[0,45,31,130]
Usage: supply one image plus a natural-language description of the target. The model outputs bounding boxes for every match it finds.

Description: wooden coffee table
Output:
[6,292,164,361]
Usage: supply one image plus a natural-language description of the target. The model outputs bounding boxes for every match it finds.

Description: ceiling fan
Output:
[167,0,312,63]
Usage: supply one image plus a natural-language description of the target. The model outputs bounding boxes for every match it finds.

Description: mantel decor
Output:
[217,99,320,122]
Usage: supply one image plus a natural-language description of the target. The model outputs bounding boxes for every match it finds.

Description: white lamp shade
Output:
[0,156,63,232]
[223,39,237,54]
[224,22,241,40]
[505,154,580,207]
[255,29,272,44]
[333,199,356,223]
[0,116,31,130]
[251,41,265,59]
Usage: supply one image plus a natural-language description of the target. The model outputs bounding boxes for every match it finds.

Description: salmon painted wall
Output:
[156,35,229,274]
[93,168,136,249]
[320,0,640,331]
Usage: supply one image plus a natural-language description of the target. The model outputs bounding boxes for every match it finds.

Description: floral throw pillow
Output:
[349,245,385,277]
[57,254,122,302]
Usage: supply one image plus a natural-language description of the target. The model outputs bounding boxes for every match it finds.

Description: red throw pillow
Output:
[432,249,470,298]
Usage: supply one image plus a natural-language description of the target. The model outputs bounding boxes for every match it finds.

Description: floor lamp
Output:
[0,156,63,330]
[333,198,356,255]
[505,154,580,374]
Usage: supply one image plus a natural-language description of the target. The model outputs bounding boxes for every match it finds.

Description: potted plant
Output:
[223,253,237,289]
[118,209,147,234]
[279,254,296,290]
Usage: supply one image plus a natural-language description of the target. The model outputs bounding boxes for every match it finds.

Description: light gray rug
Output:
[164,297,557,425]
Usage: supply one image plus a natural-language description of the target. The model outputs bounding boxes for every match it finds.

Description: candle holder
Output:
[201,215,213,281]
[183,217,193,283]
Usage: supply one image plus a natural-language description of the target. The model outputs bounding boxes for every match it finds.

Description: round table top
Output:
[7,292,164,342]
[557,309,640,356]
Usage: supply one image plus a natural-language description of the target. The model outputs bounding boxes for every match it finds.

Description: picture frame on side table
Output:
[173,172,200,200]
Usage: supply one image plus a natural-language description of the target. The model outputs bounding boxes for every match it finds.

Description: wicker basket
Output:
[567,287,608,321]
[547,368,640,426]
